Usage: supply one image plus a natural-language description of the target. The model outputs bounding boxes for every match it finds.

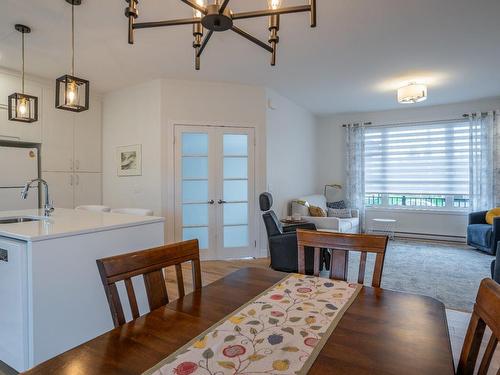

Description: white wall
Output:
[102,80,163,214]
[316,97,500,239]
[266,89,319,218]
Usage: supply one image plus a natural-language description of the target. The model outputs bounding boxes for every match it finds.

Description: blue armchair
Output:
[467,211,500,255]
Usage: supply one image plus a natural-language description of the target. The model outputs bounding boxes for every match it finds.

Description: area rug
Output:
[344,239,495,312]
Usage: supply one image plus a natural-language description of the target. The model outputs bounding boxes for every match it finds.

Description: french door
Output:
[174,125,256,260]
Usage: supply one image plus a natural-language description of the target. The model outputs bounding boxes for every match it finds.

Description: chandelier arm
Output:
[197,30,214,57]
[232,5,311,20]
[179,0,208,15]
[219,0,231,14]
[134,18,200,29]
[231,26,273,53]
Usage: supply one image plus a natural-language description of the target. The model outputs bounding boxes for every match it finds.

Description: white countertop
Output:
[0,208,165,242]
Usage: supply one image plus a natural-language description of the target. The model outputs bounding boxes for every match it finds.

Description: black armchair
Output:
[260,192,329,273]
[493,242,500,283]
[467,211,500,255]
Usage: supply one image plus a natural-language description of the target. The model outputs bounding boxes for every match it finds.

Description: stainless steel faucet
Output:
[21,178,54,217]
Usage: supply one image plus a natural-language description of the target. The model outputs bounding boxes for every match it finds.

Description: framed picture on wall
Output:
[117,144,142,176]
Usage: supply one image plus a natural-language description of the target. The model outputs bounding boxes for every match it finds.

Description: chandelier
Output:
[124,0,317,70]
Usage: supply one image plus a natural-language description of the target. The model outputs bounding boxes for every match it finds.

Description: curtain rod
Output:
[342,118,465,128]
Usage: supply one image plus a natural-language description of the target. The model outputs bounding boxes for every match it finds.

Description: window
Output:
[364,121,470,210]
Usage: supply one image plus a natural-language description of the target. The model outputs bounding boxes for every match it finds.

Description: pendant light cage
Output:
[8,24,39,123]
[56,0,89,112]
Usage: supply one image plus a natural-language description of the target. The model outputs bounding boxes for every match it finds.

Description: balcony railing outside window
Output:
[365,193,469,210]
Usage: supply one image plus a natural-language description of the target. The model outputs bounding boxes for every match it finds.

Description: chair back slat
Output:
[97,239,202,327]
[313,247,321,276]
[457,278,500,375]
[124,278,140,320]
[143,270,169,310]
[297,230,388,287]
[358,252,368,285]
[175,264,186,298]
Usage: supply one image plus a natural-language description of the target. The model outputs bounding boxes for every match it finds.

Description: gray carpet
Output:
[345,239,495,312]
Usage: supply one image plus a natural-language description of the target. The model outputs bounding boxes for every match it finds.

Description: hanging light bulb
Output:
[193,0,206,18]
[8,24,38,123]
[267,0,282,10]
[56,0,89,112]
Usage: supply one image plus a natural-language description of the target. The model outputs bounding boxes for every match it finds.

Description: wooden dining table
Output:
[23,268,455,375]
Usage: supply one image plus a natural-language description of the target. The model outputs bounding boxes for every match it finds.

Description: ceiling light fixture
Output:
[56,0,89,112]
[124,0,317,70]
[8,24,38,123]
[397,83,427,104]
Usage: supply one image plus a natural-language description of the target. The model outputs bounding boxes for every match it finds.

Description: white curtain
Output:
[345,123,366,229]
[469,111,497,211]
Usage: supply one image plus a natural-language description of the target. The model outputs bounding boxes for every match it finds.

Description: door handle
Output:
[218,199,227,204]
[207,200,215,205]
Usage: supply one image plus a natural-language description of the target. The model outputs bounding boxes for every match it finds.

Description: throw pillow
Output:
[309,205,327,217]
[327,200,347,209]
[328,208,352,218]
[486,208,500,224]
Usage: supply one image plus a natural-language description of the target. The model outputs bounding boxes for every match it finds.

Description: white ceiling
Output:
[1,0,500,115]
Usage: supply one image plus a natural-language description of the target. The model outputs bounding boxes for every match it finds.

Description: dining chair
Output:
[96,239,202,327]
[457,278,499,375]
[296,229,389,287]
[110,208,154,216]
[75,205,111,212]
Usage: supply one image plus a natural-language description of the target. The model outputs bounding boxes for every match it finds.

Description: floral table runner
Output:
[143,274,362,375]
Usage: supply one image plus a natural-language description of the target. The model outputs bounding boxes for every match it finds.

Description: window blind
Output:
[364,121,470,195]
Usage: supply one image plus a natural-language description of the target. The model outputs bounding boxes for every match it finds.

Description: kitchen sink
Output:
[0,217,45,224]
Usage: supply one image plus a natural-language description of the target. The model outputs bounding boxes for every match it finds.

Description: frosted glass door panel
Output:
[181,132,210,250]
[222,134,249,249]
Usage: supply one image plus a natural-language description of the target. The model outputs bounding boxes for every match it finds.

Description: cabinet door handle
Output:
[75,160,80,170]
[76,175,80,185]
[70,175,74,186]
[70,159,74,170]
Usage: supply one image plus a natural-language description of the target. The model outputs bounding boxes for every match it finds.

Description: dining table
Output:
[23,267,455,375]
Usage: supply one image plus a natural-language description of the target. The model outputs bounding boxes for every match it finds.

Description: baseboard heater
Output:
[391,230,466,243]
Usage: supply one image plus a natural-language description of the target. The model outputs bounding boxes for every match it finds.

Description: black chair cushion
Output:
[467,224,492,248]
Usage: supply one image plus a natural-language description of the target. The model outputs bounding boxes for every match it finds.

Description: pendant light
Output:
[56,0,89,112]
[8,24,38,123]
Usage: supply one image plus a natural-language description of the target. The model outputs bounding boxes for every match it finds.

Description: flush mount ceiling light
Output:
[8,24,38,123]
[397,83,428,104]
[124,0,317,70]
[56,0,89,112]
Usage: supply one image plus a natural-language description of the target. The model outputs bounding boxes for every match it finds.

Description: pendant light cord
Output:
[21,30,25,94]
[71,2,75,76]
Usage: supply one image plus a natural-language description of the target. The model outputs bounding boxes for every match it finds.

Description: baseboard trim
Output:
[392,231,466,243]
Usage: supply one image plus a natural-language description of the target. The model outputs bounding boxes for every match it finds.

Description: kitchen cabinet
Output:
[41,89,102,173]
[42,171,101,209]
[74,173,102,207]
[41,88,75,172]
[74,98,102,172]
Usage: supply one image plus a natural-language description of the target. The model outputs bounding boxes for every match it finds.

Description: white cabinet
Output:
[42,172,75,209]
[74,99,102,172]
[42,171,101,209]
[41,88,75,172]
[41,89,102,173]
[0,237,29,372]
[74,173,102,207]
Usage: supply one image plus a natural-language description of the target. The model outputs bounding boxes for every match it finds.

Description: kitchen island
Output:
[0,208,165,372]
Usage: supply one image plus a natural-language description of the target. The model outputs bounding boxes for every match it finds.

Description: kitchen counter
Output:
[0,208,165,372]
[0,208,164,241]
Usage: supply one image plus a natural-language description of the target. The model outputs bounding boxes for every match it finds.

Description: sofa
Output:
[291,194,360,233]
[467,210,500,255]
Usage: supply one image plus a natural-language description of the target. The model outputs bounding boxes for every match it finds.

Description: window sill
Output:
[365,207,468,216]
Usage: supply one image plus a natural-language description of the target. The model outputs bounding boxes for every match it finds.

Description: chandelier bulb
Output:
[267,0,282,10]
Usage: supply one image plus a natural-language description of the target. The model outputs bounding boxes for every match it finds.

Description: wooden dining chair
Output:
[457,278,499,375]
[96,239,202,327]
[296,229,389,287]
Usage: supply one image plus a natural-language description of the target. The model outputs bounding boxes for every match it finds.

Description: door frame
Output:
[165,121,261,260]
